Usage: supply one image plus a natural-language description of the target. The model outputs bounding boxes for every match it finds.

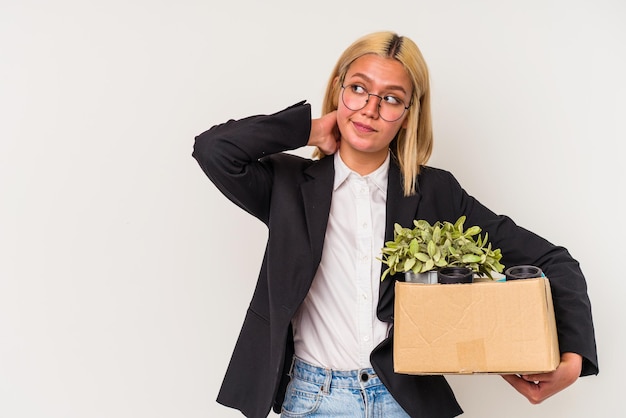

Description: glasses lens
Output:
[380,102,406,122]
[341,85,408,122]
[342,85,367,111]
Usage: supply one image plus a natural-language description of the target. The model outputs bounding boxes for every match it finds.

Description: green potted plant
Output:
[379,216,505,284]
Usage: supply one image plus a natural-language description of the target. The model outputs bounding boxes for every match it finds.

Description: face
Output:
[336,54,413,166]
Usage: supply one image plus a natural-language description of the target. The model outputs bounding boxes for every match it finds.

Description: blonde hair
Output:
[315,31,432,196]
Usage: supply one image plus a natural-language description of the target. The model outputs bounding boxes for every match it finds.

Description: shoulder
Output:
[413,166,469,213]
[417,166,462,190]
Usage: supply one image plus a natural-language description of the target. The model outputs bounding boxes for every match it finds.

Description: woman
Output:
[193,31,597,418]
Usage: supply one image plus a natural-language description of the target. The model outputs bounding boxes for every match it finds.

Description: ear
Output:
[402,91,416,130]
[331,76,341,108]
[401,114,409,130]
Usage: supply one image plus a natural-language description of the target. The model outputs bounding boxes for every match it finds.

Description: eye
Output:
[383,95,404,106]
[349,84,367,95]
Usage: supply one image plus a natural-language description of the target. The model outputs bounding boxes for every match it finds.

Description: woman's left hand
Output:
[501,352,582,404]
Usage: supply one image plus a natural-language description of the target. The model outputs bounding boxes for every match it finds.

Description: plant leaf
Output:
[427,240,436,257]
[409,238,418,255]
[464,226,481,237]
[423,259,435,272]
[462,254,482,263]
[416,252,431,262]
[404,258,416,271]
[433,226,441,244]
[454,216,466,232]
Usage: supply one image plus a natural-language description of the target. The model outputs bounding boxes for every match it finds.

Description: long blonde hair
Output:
[315,31,432,196]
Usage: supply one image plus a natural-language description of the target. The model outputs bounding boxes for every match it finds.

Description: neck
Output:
[338,146,389,176]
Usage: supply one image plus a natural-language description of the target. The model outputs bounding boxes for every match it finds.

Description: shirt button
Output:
[364,335,370,342]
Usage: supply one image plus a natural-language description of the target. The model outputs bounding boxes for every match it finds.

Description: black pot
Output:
[505,265,543,280]
[437,267,474,284]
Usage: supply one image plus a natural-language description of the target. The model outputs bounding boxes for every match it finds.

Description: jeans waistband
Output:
[289,357,382,390]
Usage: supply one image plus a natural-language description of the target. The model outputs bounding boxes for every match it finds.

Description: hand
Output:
[308,111,340,155]
[502,352,583,404]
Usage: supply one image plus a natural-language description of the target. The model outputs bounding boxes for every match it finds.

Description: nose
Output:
[361,94,382,118]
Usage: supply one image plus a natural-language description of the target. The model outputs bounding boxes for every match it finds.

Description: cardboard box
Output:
[394,277,559,375]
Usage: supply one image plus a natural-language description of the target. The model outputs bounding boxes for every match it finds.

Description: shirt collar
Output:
[333,151,390,194]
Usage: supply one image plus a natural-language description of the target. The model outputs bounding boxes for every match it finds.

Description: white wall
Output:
[1,0,623,417]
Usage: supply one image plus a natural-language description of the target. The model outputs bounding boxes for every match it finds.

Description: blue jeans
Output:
[280,357,411,418]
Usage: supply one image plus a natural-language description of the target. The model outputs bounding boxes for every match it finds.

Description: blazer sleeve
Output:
[427,168,599,376]
[192,102,312,224]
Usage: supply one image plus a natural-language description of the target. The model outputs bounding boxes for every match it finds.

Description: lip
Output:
[352,121,377,133]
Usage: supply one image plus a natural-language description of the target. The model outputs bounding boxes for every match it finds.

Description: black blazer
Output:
[193,102,598,418]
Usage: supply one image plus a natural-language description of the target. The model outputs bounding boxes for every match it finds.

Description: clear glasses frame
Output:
[340,84,411,122]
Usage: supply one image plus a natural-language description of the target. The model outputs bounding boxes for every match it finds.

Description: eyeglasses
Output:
[340,84,411,122]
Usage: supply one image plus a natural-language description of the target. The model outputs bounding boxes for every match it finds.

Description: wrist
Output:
[308,118,323,147]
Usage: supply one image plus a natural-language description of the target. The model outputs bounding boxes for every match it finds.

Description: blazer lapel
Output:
[301,156,335,270]
[378,158,422,321]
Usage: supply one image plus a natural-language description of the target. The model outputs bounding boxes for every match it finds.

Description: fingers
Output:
[502,353,582,405]
[522,373,549,384]
[501,374,548,405]
[309,112,340,154]
[321,111,339,135]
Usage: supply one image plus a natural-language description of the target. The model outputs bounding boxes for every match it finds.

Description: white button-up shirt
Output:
[292,151,391,370]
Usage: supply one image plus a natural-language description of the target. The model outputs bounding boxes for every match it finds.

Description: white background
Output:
[1,0,624,417]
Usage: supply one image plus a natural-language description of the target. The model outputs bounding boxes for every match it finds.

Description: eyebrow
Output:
[345,72,409,95]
